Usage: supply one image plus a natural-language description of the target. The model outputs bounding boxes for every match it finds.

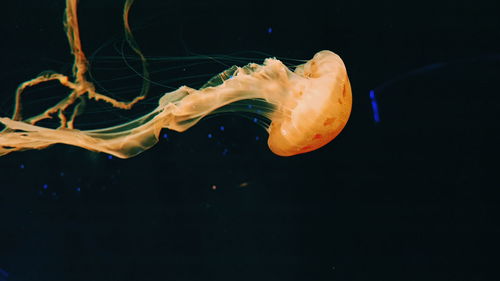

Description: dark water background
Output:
[0,0,499,280]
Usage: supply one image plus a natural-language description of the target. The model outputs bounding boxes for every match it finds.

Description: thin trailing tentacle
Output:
[7,0,149,130]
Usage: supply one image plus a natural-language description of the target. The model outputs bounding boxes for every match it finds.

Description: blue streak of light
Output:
[369,90,381,123]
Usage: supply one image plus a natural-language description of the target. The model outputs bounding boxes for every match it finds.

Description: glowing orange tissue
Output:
[0,0,352,158]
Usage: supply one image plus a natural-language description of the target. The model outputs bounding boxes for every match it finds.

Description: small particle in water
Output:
[247,104,253,109]
[267,27,273,34]
[219,126,225,131]
[255,136,260,141]
[208,133,213,139]
[239,182,249,187]
[163,133,169,139]
[60,172,64,177]
[43,184,48,190]
[222,148,229,156]
[211,185,217,190]
[76,187,81,192]
[20,164,25,169]
[253,117,258,123]
[107,155,113,160]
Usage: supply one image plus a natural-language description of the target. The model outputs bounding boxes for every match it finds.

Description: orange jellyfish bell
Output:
[267,50,352,156]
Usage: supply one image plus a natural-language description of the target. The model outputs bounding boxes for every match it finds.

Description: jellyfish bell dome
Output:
[267,50,352,156]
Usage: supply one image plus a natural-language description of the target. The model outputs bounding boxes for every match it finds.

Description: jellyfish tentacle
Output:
[12,72,73,122]
[123,0,150,101]
[8,0,148,130]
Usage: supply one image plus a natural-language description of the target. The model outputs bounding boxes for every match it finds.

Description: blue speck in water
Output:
[163,133,168,139]
[222,148,229,156]
[247,104,253,109]
[20,164,25,169]
[255,136,260,141]
[369,90,381,123]
[208,133,213,139]
[220,126,225,131]
[253,117,258,123]
[43,184,48,190]
[76,187,81,192]
[267,27,273,34]
[107,155,113,160]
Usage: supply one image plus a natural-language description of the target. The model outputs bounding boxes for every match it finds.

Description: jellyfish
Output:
[0,0,352,159]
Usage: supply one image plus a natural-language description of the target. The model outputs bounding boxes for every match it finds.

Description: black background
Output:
[0,0,499,280]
